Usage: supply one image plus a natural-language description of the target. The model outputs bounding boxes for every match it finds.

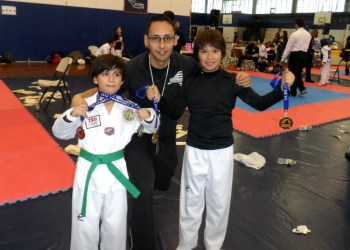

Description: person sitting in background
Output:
[258,57,269,72]
[113,26,124,57]
[95,38,117,57]
[259,40,271,60]
[237,41,259,71]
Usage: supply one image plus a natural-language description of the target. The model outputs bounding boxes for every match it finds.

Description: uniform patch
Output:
[85,115,101,129]
[122,107,136,124]
[104,127,115,136]
[169,71,183,86]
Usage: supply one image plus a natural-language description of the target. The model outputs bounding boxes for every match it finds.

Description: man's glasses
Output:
[148,36,175,43]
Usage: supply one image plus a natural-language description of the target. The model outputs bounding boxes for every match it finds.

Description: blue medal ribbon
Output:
[270,70,284,90]
[270,70,289,114]
[136,85,159,128]
[80,91,141,122]
[283,82,289,114]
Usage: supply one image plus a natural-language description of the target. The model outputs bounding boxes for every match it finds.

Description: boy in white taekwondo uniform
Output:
[318,38,331,86]
[52,55,158,250]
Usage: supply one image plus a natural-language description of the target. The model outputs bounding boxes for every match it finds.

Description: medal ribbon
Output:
[80,91,141,122]
[136,85,159,128]
[270,70,284,90]
[283,82,289,115]
[270,70,289,115]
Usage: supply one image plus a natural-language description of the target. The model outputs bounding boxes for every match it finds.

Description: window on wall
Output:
[192,0,346,14]
[192,0,206,13]
[222,0,253,14]
[207,0,222,12]
[255,0,293,14]
[296,0,345,13]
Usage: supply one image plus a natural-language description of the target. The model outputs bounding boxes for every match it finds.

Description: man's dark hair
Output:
[108,37,117,44]
[163,10,175,22]
[146,14,175,35]
[294,18,304,28]
[193,29,226,60]
[91,54,125,80]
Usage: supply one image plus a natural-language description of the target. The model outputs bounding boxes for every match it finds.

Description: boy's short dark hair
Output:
[91,54,125,79]
[193,29,226,59]
[146,14,175,35]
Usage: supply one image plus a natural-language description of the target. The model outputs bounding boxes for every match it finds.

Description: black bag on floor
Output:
[0,50,15,63]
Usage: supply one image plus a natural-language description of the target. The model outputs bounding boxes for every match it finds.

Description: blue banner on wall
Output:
[124,0,147,14]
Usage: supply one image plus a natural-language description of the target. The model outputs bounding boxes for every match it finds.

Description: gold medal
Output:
[279,116,293,130]
[151,131,158,144]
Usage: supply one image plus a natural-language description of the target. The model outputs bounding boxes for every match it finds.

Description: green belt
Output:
[79,148,140,217]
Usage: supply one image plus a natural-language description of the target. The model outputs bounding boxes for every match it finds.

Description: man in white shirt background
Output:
[281,18,311,96]
[95,38,118,57]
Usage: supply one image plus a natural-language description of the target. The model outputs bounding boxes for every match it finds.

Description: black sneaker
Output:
[299,90,307,96]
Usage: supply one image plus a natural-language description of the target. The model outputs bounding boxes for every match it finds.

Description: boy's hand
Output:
[146,84,161,103]
[236,72,251,87]
[280,61,288,68]
[137,108,151,121]
[71,104,88,118]
[282,71,295,89]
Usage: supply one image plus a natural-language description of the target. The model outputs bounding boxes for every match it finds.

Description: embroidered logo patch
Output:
[85,115,101,129]
[104,127,115,136]
[122,107,136,124]
[168,71,183,86]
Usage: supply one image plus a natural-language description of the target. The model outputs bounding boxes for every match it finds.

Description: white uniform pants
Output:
[178,145,234,250]
[70,180,127,250]
[115,49,122,57]
[320,62,330,85]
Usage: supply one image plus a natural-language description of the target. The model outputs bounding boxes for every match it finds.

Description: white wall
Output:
[3,0,191,15]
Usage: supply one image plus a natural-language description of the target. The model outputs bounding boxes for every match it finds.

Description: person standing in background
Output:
[344,36,350,76]
[174,20,186,52]
[318,38,331,86]
[163,10,186,53]
[281,18,311,96]
[275,30,288,63]
[304,29,319,83]
[114,26,124,57]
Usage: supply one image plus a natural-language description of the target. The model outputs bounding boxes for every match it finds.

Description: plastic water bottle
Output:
[34,98,40,114]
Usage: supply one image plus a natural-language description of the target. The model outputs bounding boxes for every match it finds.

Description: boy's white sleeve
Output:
[52,108,81,140]
[141,108,158,134]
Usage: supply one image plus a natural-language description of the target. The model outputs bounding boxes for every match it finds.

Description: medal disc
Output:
[279,116,293,130]
[76,126,85,139]
[152,132,158,144]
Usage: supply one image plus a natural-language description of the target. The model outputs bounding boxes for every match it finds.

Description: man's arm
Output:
[71,87,98,107]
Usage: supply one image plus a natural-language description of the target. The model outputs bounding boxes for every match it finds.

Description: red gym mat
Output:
[0,81,75,205]
[228,70,350,138]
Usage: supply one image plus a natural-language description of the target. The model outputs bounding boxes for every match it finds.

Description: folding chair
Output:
[330,59,342,85]
[88,45,98,75]
[38,57,73,110]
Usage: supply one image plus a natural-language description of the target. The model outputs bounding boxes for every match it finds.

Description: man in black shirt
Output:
[304,29,318,82]
[174,20,186,52]
[72,14,251,250]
